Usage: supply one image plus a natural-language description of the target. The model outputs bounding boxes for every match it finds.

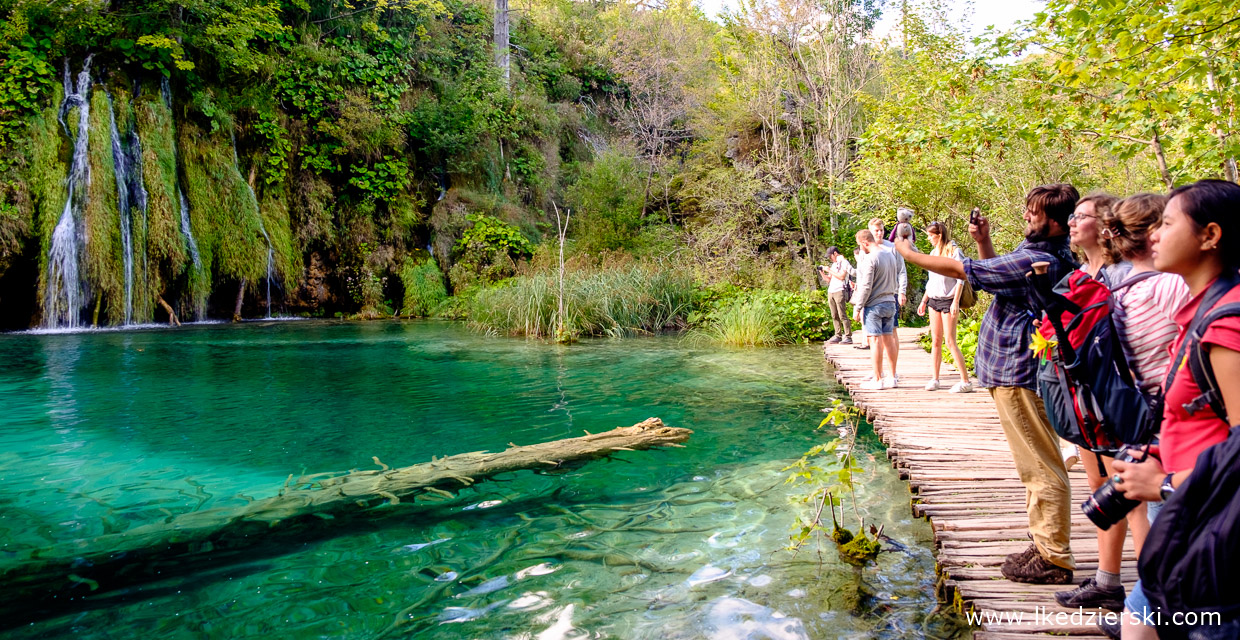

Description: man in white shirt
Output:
[820,247,854,344]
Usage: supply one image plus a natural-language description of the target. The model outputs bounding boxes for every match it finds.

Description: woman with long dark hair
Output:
[916,221,971,392]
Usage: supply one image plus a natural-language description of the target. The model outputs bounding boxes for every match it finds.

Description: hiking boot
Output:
[827,336,842,344]
[1098,616,1121,640]
[1001,544,1039,572]
[1002,551,1073,585]
[1055,578,1125,612]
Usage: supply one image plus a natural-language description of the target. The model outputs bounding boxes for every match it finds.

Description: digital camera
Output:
[1081,444,1158,530]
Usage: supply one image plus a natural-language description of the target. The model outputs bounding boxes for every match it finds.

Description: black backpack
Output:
[1138,274,1240,638]
[1138,426,1240,638]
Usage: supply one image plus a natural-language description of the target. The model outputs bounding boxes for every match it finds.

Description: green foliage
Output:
[399,257,448,317]
[349,156,411,202]
[692,285,831,344]
[782,399,883,564]
[254,112,290,185]
[448,213,534,288]
[467,262,695,339]
[565,150,645,252]
[0,23,56,172]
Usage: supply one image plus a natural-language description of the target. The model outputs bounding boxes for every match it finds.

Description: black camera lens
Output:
[1081,480,1143,530]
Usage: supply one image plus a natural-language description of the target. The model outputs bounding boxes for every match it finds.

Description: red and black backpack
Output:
[1030,269,1160,453]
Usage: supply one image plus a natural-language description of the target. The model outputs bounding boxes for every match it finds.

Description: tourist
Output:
[916,221,972,393]
[1054,193,1186,615]
[822,247,854,344]
[869,216,908,378]
[1111,180,1240,640]
[895,184,1080,584]
[852,246,870,350]
[852,230,900,390]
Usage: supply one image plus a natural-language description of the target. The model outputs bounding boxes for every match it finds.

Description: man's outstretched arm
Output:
[894,239,967,281]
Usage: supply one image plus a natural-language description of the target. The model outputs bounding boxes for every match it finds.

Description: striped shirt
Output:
[1112,272,1190,393]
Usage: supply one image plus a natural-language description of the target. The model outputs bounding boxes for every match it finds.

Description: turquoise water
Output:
[0,321,957,638]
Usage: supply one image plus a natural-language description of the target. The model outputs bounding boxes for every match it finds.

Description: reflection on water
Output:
[0,321,962,638]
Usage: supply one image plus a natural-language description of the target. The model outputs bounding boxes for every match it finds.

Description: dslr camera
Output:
[1081,444,1158,530]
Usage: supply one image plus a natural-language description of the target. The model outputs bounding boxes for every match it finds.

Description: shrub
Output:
[692,284,831,344]
[399,257,448,317]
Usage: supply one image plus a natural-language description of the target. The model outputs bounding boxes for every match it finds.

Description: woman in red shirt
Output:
[1113,179,1240,639]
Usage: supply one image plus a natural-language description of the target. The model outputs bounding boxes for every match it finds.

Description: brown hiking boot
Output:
[1002,551,1073,584]
[1001,543,1038,571]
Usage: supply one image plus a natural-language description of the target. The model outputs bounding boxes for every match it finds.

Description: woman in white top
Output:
[916,221,971,392]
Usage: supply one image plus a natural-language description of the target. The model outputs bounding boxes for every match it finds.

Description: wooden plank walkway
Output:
[825,330,1126,639]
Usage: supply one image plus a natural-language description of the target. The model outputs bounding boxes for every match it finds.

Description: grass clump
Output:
[468,262,695,339]
[695,298,781,347]
[399,257,448,317]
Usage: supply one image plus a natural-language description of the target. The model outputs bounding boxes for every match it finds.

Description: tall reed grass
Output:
[400,258,448,317]
[695,298,781,347]
[468,263,695,338]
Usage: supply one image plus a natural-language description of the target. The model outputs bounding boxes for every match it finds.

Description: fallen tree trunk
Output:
[0,418,690,619]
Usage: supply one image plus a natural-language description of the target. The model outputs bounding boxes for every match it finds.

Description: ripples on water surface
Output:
[0,321,961,639]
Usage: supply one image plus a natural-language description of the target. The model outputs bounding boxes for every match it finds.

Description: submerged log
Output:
[0,418,690,618]
[156,296,180,326]
[232,278,246,322]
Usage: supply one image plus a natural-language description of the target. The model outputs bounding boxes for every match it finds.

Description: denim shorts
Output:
[863,301,898,335]
[1125,500,1164,615]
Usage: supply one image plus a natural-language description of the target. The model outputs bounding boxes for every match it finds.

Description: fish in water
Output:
[536,604,578,640]
[437,600,508,624]
[397,538,450,553]
[455,574,510,598]
[685,565,732,588]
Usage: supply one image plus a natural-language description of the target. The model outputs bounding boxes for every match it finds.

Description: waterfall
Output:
[44,56,94,329]
[106,92,135,324]
[126,94,151,322]
[233,132,274,318]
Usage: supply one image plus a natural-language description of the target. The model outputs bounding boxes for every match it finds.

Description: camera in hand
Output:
[969,207,981,226]
[1081,444,1157,530]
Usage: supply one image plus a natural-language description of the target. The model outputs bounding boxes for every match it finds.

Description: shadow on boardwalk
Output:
[825,328,1121,640]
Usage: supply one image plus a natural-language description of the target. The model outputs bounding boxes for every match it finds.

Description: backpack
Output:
[1031,269,1160,453]
[1138,426,1240,639]
[1137,272,1240,639]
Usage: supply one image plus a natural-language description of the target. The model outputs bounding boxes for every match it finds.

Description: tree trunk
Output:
[1151,127,1173,190]
[157,296,180,326]
[0,419,690,614]
[494,0,510,88]
[1206,66,1239,183]
[232,278,246,322]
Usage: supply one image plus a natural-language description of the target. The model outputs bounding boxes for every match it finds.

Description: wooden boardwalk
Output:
[825,330,1128,639]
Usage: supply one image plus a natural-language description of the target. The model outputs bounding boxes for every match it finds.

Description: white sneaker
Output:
[881,376,897,389]
[1063,445,1080,469]
[860,379,885,390]
[924,379,940,391]
[949,381,973,393]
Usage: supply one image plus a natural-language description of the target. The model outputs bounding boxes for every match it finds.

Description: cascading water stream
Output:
[106,92,135,324]
[233,132,274,318]
[44,56,95,329]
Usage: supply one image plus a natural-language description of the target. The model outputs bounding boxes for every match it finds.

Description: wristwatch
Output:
[1159,473,1177,501]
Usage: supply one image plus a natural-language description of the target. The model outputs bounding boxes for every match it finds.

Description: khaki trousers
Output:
[989,386,1076,570]
[828,290,851,337]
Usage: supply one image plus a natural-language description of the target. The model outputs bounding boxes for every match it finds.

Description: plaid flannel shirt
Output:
[962,235,1078,390]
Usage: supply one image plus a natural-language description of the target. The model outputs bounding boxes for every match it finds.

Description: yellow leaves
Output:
[136,35,196,71]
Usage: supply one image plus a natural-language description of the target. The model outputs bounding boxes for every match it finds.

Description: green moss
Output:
[179,121,266,286]
[134,91,190,315]
[399,257,447,317]
[27,84,67,314]
[84,88,124,324]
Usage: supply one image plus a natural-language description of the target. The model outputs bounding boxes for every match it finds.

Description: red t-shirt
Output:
[1161,279,1240,472]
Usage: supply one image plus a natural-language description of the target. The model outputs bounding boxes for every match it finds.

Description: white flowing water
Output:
[126,101,151,321]
[44,56,94,329]
[106,92,134,324]
[233,132,274,318]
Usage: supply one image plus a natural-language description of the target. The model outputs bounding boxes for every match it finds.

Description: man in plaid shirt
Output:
[896,184,1081,585]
